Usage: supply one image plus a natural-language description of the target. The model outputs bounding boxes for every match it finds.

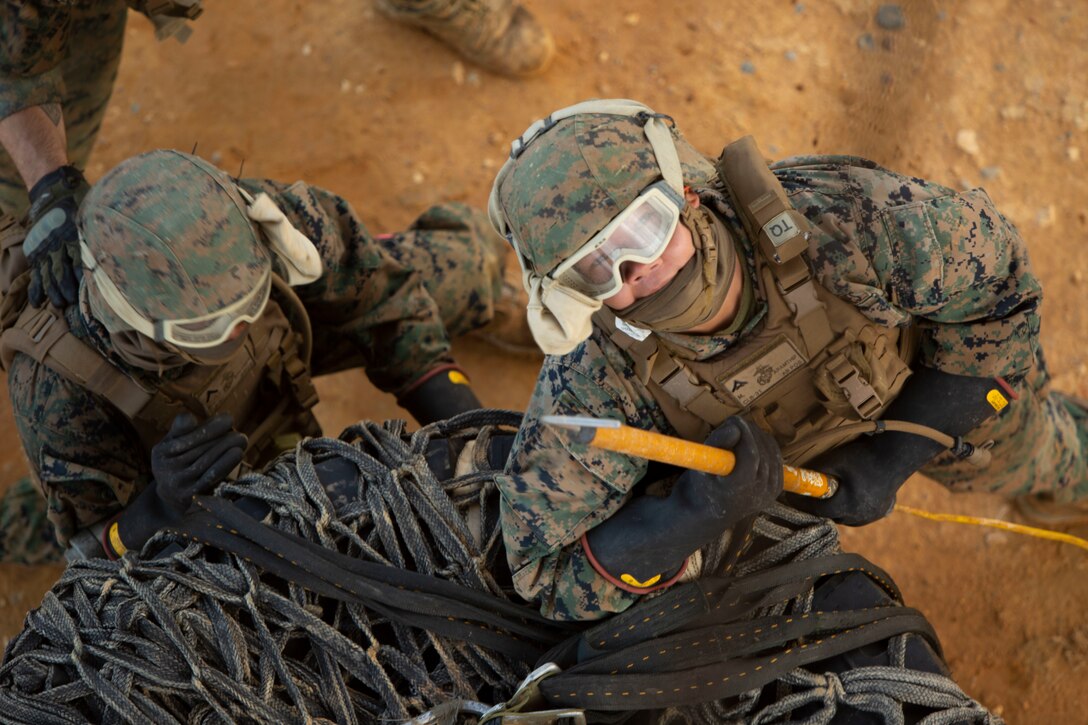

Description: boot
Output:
[376,0,555,77]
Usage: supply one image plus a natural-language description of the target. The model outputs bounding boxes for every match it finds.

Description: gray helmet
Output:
[79,149,272,348]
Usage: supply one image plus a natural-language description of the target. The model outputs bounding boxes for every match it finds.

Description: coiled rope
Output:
[0,411,1003,724]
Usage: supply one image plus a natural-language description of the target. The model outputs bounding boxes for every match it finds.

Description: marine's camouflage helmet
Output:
[78,149,271,335]
[489,99,716,276]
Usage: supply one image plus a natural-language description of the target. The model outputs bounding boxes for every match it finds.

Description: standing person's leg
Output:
[375,0,554,77]
[0,1,127,216]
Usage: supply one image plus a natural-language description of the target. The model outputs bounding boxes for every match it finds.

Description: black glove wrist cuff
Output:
[101,512,127,560]
[111,484,171,557]
[397,364,482,425]
[29,164,86,204]
[581,532,687,595]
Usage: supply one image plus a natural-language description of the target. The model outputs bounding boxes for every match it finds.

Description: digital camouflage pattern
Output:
[494,113,714,275]
[0,0,129,216]
[0,477,65,565]
[499,151,1087,621]
[80,150,270,331]
[374,201,507,340]
[5,170,507,549]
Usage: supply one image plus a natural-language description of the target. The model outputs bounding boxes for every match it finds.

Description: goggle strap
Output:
[84,262,158,339]
[84,248,270,346]
[643,115,683,195]
[489,98,684,280]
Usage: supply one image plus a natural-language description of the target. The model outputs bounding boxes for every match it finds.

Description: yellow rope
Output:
[894,504,1088,552]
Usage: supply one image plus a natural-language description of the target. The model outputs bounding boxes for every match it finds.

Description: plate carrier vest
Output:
[594,137,917,466]
[0,215,320,471]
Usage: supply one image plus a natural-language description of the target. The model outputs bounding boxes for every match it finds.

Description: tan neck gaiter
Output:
[615,206,737,332]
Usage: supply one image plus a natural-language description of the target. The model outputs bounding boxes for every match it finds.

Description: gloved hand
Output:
[787,367,1007,526]
[104,412,247,558]
[22,164,90,308]
[397,364,483,425]
[582,416,783,594]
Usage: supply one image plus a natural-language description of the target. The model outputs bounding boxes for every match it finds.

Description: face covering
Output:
[615,205,737,333]
[108,328,248,372]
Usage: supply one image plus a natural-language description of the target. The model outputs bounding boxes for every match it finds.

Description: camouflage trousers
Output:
[922,356,1088,501]
[375,201,508,339]
[0,476,65,565]
[0,0,128,217]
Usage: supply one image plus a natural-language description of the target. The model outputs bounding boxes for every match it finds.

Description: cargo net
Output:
[0,410,1002,724]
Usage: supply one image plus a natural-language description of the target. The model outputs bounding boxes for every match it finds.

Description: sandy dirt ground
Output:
[1,0,1087,720]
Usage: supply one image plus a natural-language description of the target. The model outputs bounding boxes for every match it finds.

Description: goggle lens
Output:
[553,183,681,298]
[164,272,271,347]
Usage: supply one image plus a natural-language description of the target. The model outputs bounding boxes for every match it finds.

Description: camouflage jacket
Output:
[501,155,1043,620]
[7,177,457,544]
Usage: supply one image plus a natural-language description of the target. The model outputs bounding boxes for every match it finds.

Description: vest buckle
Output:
[27,309,57,343]
[826,352,883,420]
[283,353,319,410]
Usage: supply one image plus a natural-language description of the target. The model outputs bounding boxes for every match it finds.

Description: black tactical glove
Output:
[583,416,783,594]
[22,164,90,308]
[105,412,247,557]
[397,365,483,426]
[787,367,1007,526]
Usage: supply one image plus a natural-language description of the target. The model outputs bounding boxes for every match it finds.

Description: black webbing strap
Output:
[536,553,937,711]
[172,496,941,716]
[169,496,575,663]
[566,552,903,655]
[540,606,936,710]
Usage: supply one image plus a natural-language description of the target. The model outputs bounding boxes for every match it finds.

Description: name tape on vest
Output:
[719,337,806,407]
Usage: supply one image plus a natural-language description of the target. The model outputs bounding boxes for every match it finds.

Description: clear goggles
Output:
[550,180,684,299]
[83,237,272,349]
[157,271,270,348]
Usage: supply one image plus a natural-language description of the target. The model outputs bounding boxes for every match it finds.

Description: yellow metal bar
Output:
[589,425,837,499]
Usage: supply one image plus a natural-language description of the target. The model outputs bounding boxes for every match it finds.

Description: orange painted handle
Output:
[590,426,837,499]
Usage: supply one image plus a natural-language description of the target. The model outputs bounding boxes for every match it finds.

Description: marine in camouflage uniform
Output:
[487,99,1087,621]
[1,149,510,558]
[1,0,552,313]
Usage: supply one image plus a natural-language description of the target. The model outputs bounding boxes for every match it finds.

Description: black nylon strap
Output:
[570,552,902,657]
[169,496,574,662]
[172,495,940,716]
[541,607,936,710]
[535,552,932,711]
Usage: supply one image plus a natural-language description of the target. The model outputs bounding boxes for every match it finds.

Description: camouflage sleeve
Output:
[0,1,72,121]
[6,352,150,546]
[499,338,674,621]
[239,178,454,393]
[875,188,1041,381]
[779,158,1042,382]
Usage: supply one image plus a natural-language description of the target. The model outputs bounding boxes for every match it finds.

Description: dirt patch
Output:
[2,0,1086,720]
